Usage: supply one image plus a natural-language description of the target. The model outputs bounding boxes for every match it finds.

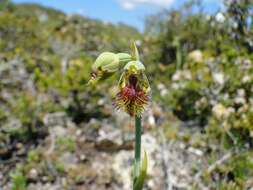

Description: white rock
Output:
[28,168,38,181]
[148,115,156,126]
[213,72,225,85]
[51,125,67,138]
[112,150,132,190]
[59,152,78,169]
[188,147,203,156]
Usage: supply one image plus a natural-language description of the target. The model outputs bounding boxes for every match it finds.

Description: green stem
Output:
[135,116,142,161]
[134,116,142,182]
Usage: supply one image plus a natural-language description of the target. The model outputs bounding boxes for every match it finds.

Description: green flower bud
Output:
[92,52,119,73]
[88,52,119,85]
[88,52,135,86]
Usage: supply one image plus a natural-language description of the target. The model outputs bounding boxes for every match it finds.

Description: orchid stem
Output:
[135,116,142,163]
[134,116,142,186]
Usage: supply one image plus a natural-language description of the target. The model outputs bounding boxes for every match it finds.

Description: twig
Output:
[46,128,55,155]
[0,157,22,164]
[194,150,233,181]
[208,151,233,174]
[193,146,250,190]
[225,128,238,146]
[193,150,235,190]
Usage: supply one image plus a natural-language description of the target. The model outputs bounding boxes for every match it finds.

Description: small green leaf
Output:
[134,150,148,190]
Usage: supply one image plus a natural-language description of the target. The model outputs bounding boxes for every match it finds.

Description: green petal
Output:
[124,61,145,72]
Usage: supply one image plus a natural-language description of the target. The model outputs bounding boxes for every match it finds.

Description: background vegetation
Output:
[0,0,253,189]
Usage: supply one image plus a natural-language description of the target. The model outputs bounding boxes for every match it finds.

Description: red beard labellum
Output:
[115,74,149,116]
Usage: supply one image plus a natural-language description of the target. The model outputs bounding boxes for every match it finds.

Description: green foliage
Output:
[0,2,141,133]
[144,1,253,187]
[208,152,253,189]
[56,137,76,152]
[55,161,66,173]
[27,150,41,163]
[0,0,9,11]
[10,170,27,190]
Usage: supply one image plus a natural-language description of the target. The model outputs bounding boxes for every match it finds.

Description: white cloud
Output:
[121,1,135,10]
[76,9,85,15]
[119,0,175,10]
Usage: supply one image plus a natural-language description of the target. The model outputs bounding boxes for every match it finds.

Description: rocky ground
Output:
[0,102,216,190]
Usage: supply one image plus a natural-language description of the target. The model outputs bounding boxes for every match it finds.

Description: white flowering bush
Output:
[152,47,253,154]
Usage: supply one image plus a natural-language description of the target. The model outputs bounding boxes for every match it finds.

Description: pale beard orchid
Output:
[115,61,150,116]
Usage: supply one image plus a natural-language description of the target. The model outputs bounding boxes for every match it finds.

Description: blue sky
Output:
[13,0,222,31]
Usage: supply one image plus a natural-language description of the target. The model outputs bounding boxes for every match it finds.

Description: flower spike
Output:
[89,42,150,190]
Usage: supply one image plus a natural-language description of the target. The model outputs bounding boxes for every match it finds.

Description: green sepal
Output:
[117,53,132,64]
[133,150,148,190]
[92,52,119,73]
[131,42,140,61]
